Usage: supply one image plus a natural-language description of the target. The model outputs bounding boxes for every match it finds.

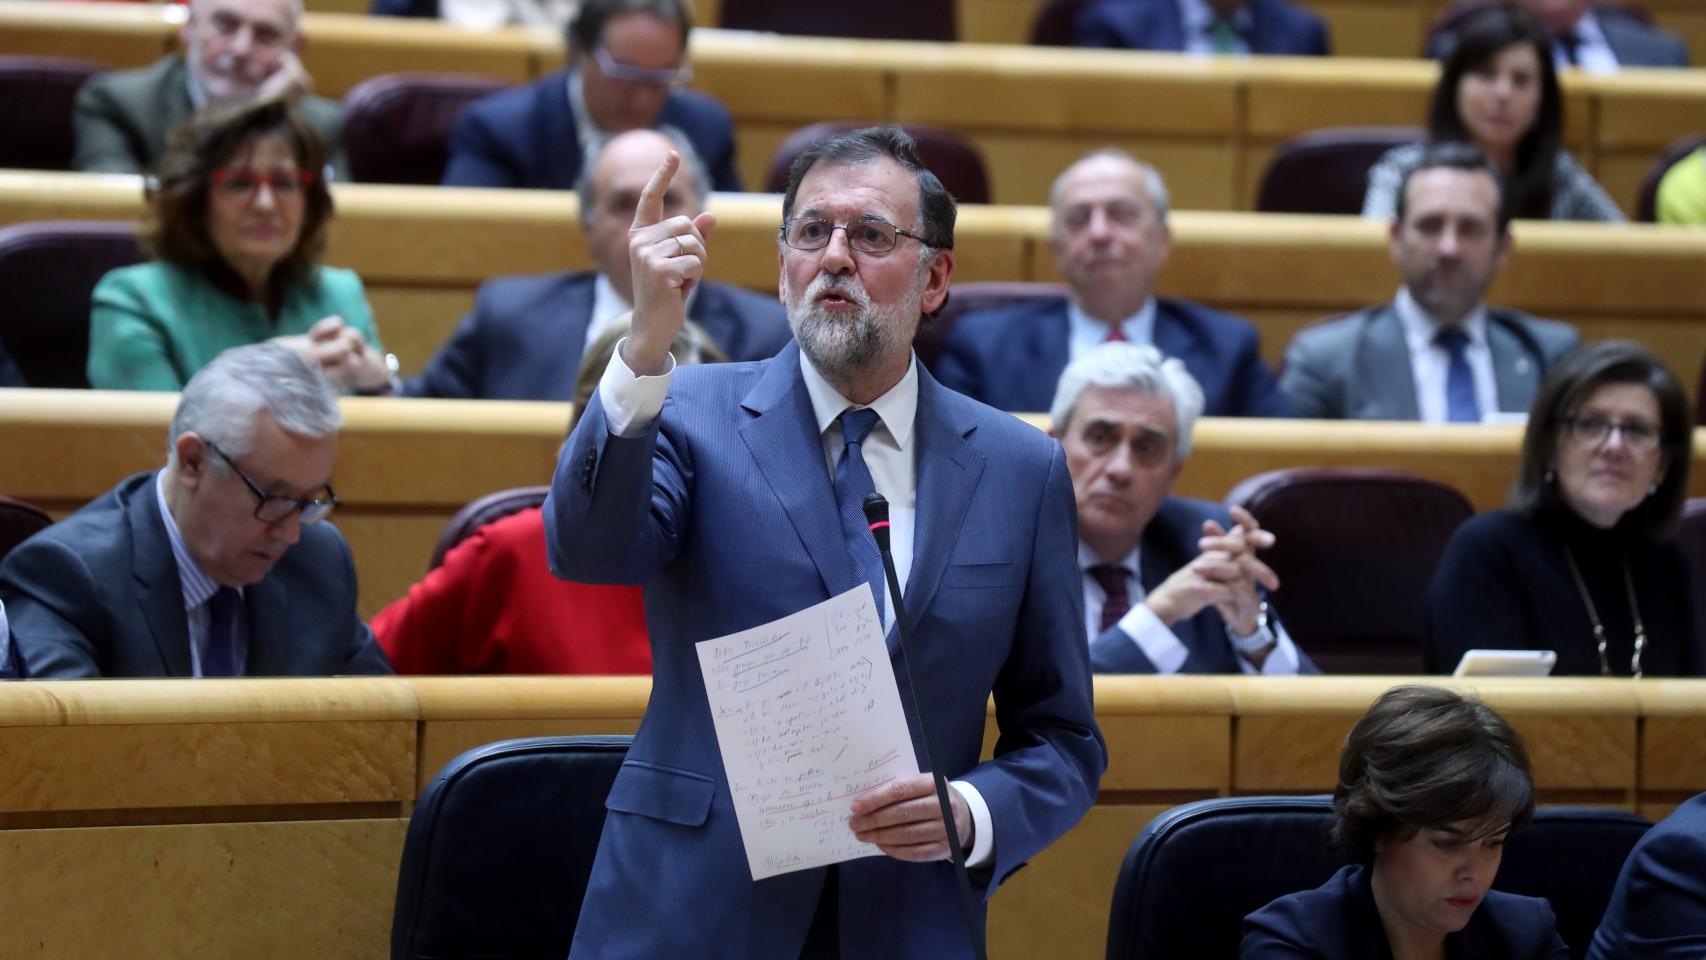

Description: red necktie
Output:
[1088,564,1132,632]
[1104,324,1127,343]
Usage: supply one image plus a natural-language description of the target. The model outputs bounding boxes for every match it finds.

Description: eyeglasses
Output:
[780,217,931,256]
[211,168,314,201]
[1562,414,1662,455]
[206,442,339,524]
[591,45,691,88]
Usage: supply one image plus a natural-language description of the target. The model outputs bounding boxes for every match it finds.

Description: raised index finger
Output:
[631,152,680,231]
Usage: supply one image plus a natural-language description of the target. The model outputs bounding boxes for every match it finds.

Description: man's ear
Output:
[920,249,955,316]
[174,433,208,488]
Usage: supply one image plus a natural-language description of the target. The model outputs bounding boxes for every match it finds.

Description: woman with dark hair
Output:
[88,98,392,392]
[1244,685,1567,959]
[1363,5,1622,223]
[1423,340,1696,677]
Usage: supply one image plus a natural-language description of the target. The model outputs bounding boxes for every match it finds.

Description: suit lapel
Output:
[1360,306,1422,420]
[544,71,583,190]
[1485,312,1541,413]
[545,274,597,397]
[903,371,985,646]
[130,475,193,677]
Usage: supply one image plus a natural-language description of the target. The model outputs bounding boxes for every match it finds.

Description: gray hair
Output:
[1049,342,1205,459]
[1050,148,1171,226]
[168,343,341,466]
[576,128,710,226]
[190,0,305,30]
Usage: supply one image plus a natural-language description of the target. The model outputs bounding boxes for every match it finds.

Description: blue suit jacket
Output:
[1588,792,1706,959]
[0,472,392,678]
[1244,864,1569,959]
[1090,498,1318,674]
[1074,0,1330,55]
[933,297,1293,417]
[402,272,792,400]
[544,343,1106,958]
[441,70,742,191]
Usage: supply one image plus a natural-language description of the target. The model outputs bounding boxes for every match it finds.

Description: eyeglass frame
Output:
[204,441,339,524]
[1560,413,1663,455]
[210,168,315,201]
[590,45,692,88]
[778,216,934,256]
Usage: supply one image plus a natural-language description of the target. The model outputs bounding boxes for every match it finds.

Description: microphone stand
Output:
[863,493,989,960]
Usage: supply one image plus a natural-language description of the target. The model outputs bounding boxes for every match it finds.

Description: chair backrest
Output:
[342,73,512,185]
[429,485,552,569]
[1256,127,1424,215]
[0,221,145,388]
[917,281,1068,374]
[719,0,954,40]
[1225,468,1475,674]
[1030,0,1092,45]
[1636,132,1706,222]
[0,56,106,171]
[390,735,631,960]
[1677,498,1706,670]
[763,122,992,205]
[1107,796,1651,960]
[0,495,54,563]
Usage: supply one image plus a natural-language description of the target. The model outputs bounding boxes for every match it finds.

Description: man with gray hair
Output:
[936,148,1290,417]
[0,343,391,678]
[1052,342,1312,674]
[73,0,345,176]
[405,128,788,399]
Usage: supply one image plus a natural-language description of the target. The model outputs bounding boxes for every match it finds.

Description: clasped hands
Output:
[1144,505,1280,639]
[272,315,390,393]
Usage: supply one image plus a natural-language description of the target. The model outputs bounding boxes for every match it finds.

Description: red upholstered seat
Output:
[0,55,107,171]
[764,122,992,206]
[1256,127,1423,215]
[0,221,145,389]
[428,485,551,569]
[342,73,512,185]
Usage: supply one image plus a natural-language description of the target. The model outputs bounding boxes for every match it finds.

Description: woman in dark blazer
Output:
[1243,686,1568,959]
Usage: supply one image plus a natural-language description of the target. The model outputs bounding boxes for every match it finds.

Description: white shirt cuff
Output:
[950,779,994,869]
[597,337,675,438]
[1236,622,1304,676]
[1120,603,1190,674]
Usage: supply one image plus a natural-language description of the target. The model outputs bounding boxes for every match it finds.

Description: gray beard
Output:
[784,271,920,382]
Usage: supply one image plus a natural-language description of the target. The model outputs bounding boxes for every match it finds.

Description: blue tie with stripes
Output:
[1436,327,1481,423]
[834,408,886,627]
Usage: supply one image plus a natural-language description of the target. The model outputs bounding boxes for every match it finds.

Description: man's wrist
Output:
[1226,600,1275,655]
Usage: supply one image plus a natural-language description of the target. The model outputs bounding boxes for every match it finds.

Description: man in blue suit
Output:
[1073,0,1330,56]
[405,129,789,399]
[1049,342,1313,674]
[1588,791,1706,958]
[442,0,742,191]
[545,127,1106,957]
[1429,1,1689,70]
[935,149,1291,417]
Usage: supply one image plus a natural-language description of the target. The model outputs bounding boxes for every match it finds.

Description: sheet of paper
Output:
[696,585,920,880]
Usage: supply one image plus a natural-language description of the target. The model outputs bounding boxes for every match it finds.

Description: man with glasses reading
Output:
[0,343,391,678]
[443,0,741,191]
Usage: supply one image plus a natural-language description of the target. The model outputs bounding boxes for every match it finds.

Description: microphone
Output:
[861,493,988,960]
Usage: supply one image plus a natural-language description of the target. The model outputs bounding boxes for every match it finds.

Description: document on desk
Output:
[696,585,920,880]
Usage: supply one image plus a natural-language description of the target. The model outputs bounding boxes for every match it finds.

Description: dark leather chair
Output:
[1225,468,1474,674]
[341,73,512,185]
[1256,127,1423,215]
[720,0,954,40]
[1107,795,1650,960]
[1635,132,1706,222]
[1031,0,1092,45]
[1677,499,1706,671]
[916,280,1068,375]
[390,735,631,960]
[428,485,551,569]
[0,495,54,562]
[0,221,145,388]
[764,122,992,205]
[0,56,106,171]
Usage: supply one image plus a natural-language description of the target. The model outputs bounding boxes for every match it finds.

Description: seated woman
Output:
[1243,685,1567,959]
[372,318,727,674]
[88,98,393,392]
[1363,6,1623,224]
[1424,340,1696,677]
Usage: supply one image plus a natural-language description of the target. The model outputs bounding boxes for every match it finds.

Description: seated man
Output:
[405,129,788,399]
[74,0,345,176]
[1073,0,1330,56]
[936,149,1290,416]
[1588,790,1706,959]
[1431,0,1688,70]
[1281,143,1578,421]
[442,0,741,191]
[0,343,392,678]
[1054,342,1313,674]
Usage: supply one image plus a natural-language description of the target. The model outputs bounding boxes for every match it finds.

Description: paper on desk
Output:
[696,585,920,881]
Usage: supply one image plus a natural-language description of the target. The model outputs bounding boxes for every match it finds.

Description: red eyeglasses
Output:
[211,168,315,200]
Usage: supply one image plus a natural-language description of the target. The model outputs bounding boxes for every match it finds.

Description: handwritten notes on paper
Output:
[696,585,919,880]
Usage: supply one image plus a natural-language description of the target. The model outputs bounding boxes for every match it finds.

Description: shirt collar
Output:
[798,350,919,450]
[1571,10,1607,46]
[1066,297,1157,345]
[184,58,208,112]
[154,471,226,611]
[1077,538,1142,576]
[1394,285,1488,351]
[1180,0,1252,32]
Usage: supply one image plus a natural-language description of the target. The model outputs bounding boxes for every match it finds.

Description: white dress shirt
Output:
[1178,0,1252,55]
[1066,298,1158,361]
[1555,12,1622,75]
[597,342,996,867]
[154,473,248,677]
[1393,286,1498,424]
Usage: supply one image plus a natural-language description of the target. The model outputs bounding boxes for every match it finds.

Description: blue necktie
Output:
[1436,327,1481,423]
[202,586,244,677]
[834,408,885,627]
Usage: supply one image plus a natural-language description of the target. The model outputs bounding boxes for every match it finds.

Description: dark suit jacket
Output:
[1244,864,1570,959]
[1588,792,1706,959]
[1428,7,1688,68]
[1279,303,1580,420]
[0,344,23,387]
[1,608,21,679]
[403,272,790,399]
[441,70,741,191]
[933,296,1292,417]
[0,472,392,678]
[1089,497,1318,674]
[1074,0,1330,55]
[73,55,346,177]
